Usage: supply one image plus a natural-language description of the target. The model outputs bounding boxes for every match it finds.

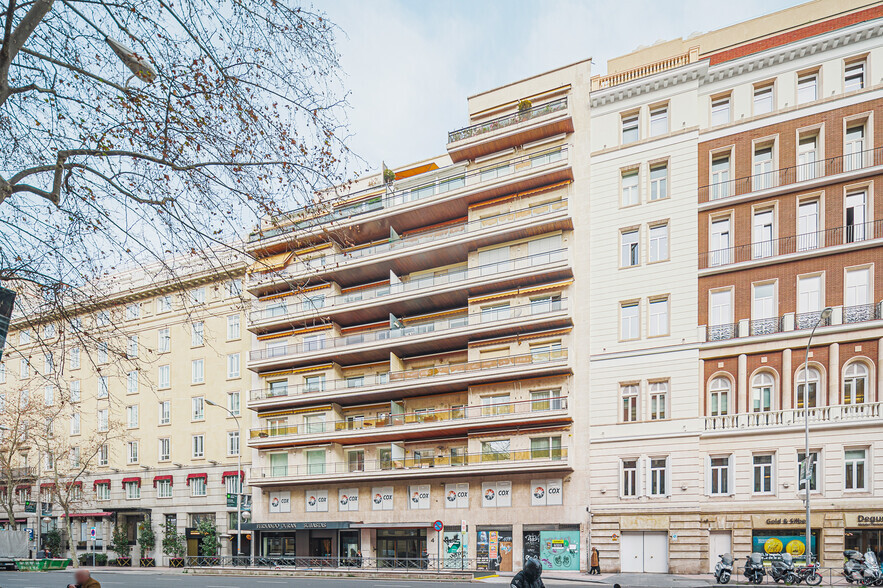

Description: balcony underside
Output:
[447,117,574,163]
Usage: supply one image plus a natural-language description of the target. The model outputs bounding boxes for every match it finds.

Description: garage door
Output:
[708,531,732,573]
[619,531,668,573]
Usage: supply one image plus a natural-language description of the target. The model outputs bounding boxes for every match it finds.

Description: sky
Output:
[321,0,805,172]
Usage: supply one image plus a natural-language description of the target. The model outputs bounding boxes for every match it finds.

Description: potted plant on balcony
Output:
[162,519,187,568]
[196,519,220,566]
[383,167,396,185]
[138,517,156,567]
[515,99,533,121]
[109,523,131,567]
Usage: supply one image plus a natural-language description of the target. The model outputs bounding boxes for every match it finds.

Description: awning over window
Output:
[60,512,111,518]
[14,485,30,491]
[39,483,55,489]
[153,475,173,487]
[222,471,244,480]
[247,252,293,273]
[186,473,207,486]
[92,479,110,489]
[121,477,141,488]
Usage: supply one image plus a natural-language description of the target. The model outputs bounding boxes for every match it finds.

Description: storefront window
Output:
[377,529,426,568]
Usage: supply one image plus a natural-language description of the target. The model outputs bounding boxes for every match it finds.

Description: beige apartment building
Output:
[0,252,251,561]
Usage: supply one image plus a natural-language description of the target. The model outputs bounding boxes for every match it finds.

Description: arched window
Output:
[796,367,821,408]
[843,362,869,405]
[751,372,775,412]
[709,377,731,416]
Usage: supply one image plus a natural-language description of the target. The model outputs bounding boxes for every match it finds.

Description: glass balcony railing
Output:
[250,447,569,480]
[248,299,569,362]
[249,145,569,242]
[249,348,568,402]
[447,98,568,144]
[249,396,568,439]
[249,248,569,322]
[247,198,569,288]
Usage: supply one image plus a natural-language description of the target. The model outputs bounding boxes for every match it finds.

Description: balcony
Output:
[249,396,569,448]
[247,196,571,295]
[247,145,572,252]
[699,146,883,205]
[248,299,571,371]
[699,219,883,271]
[248,248,571,331]
[247,348,570,410]
[704,402,883,433]
[704,304,881,342]
[446,98,573,163]
[248,447,571,487]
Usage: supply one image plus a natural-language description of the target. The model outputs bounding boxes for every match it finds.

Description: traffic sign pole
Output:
[433,520,443,572]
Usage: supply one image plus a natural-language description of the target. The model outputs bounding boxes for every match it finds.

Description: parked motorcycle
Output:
[744,552,767,585]
[862,550,883,586]
[714,552,734,584]
[769,552,798,584]
[845,550,866,584]
[793,558,823,585]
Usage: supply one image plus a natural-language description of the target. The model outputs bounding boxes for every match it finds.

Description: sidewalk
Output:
[490,571,715,586]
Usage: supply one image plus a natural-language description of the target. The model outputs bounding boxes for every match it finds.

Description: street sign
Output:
[433,520,444,532]
[90,527,96,539]
[26,528,33,541]
[24,501,35,513]
[226,493,237,508]
[461,520,467,534]
[41,502,51,516]
[241,494,252,512]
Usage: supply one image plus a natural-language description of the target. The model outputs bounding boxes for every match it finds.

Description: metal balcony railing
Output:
[706,306,880,343]
[844,303,881,324]
[249,396,568,439]
[749,317,784,336]
[795,311,832,330]
[250,447,569,480]
[700,146,883,202]
[700,219,883,269]
[704,402,883,431]
[249,348,568,402]
[447,98,568,143]
[706,323,738,342]
[249,145,569,242]
[248,298,568,362]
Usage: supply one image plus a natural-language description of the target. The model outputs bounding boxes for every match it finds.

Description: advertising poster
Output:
[305,489,328,512]
[338,487,359,512]
[371,486,394,511]
[539,530,580,571]
[489,531,498,560]
[443,530,467,569]
[523,531,541,562]
[752,534,817,562]
[269,491,291,513]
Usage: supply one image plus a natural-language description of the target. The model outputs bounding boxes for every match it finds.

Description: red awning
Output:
[60,512,112,518]
[153,475,173,487]
[39,483,55,489]
[222,471,244,479]
[92,479,110,489]
[186,473,207,486]
[0,518,26,523]
[66,481,83,488]
[121,477,141,488]
[15,485,30,491]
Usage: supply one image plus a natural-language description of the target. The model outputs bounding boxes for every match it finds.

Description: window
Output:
[481,439,510,462]
[125,335,138,359]
[158,438,170,462]
[845,125,865,171]
[751,372,774,412]
[622,460,638,497]
[190,288,205,305]
[158,328,170,353]
[303,334,324,352]
[226,474,242,495]
[845,59,865,92]
[649,163,667,200]
[620,302,639,340]
[797,274,822,329]
[530,436,561,460]
[347,450,365,472]
[226,279,242,298]
[710,155,730,200]
[126,405,139,428]
[191,477,207,497]
[227,353,240,379]
[752,146,774,191]
[127,441,139,464]
[97,341,108,364]
[192,435,205,459]
[649,224,668,262]
[753,84,773,115]
[69,347,80,370]
[192,397,204,421]
[191,322,204,347]
[752,282,777,333]
[19,329,30,344]
[97,376,108,399]
[797,135,819,182]
[481,302,510,322]
[19,358,28,379]
[531,389,564,411]
[44,385,54,406]
[797,199,819,250]
[797,73,818,104]
[42,352,53,375]
[481,394,511,416]
[156,295,172,313]
[96,483,110,501]
[649,105,668,137]
[97,409,108,432]
[752,209,774,258]
[158,365,170,389]
[649,458,668,496]
[844,362,869,405]
[192,359,204,384]
[227,391,240,416]
[709,456,732,495]
[753,454,774,493]
[621,170,639,206]
[127,371,139,394]
[709,377,730,416]
[648,298,669,337]
[68,317,81,333]
[649,381,667,420]
[0,363,4,384]
[621,384,639,422]
[845,449,867,490]
[845,191,867,243]
[306,449,326,474]
[159,401,170,425]
[125,481,140,500]
[98,444,108,466]
[125,303,140,320]
[346,376,364,389]
[711,95,730,126]
[798,451,818,493]
[845,267,871,319]
[70,413,80,435]
[621,113,639,143]
[69,381,80,403]
[796,367,820,409]
[620,229,639,267]
[227,315,241,340]
[156,478,172,498]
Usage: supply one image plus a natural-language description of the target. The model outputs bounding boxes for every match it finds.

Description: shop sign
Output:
[846,514,883,527]
[752,534,817,560]
[269,491,290,514]
[530,479,563,507]
[445,483,469,509]
[338,488,359,512]
[539,530,580,571]
[409,484,430,510]
[371,486,394,511]
[305,489,328,513]
[241,521,351,531]
[481,481,511,508]
[751,514,824,528]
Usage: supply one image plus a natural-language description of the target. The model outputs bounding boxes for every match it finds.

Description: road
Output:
[0,569,599,588]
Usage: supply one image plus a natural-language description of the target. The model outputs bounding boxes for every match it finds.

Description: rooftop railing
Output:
[249,396,568,439]
[249,248,569,322]
[700,146,883,203]
[447,98,568,144]
[248,348,568,402]
[249,145,569,242]
[248,298,568,362]
[590,48,698,91]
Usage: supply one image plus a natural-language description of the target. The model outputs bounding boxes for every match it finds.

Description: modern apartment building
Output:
[243,61,592,571]
[0,253,251,561]
[588,0,883,574]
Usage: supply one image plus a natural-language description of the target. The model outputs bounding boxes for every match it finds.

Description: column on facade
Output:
[782,348,792,410]
[698,359,705,415]
[737,354,748,413]
[877,338,883,403]
[828,343,839,406]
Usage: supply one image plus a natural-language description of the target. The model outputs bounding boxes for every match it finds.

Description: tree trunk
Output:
[65,507,78,567]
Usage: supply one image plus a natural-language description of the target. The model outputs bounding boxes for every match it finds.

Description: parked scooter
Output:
[744,552,767,585]
[793,557,823,585]
[844,550,866,584]
[714,552,734,584]
[862,550,883,586]
[769,552,798,584]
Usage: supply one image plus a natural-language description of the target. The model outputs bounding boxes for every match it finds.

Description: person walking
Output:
[590,547,601,574]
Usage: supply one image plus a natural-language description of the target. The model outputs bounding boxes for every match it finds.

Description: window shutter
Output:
[618,460,625,499]
[727,454,735,496]
[665,456,672,497]
[642,456,649,497]
[704,455,712,496]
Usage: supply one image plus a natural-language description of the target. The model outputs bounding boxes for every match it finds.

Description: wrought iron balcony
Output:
[447,98,568,144]
[705,306,880,343]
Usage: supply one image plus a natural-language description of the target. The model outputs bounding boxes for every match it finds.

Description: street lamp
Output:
[803,307,832,565]
[204,400,243,560]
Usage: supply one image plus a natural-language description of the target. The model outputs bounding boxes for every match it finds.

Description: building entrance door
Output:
[709,531,732,573]
[620,532,644,573]
[620,531,668,573]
